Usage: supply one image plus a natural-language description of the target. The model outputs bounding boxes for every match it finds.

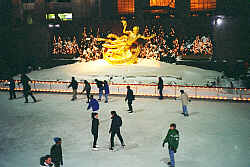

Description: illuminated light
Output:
[216,18,223,25]
[46,14,55,20]
[150,0,175,8]
[117,0,134,14]
[58,13,72,21]
[190,0,216,11]
[97,20,155,65]
[55,24,60,28]
[48,24,54,28]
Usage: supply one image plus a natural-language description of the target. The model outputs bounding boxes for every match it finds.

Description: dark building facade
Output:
[0,0,248,78]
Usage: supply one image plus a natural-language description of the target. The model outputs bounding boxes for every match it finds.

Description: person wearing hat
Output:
[109,111,125,150]
[50,137,63,167]
[162,123,179,167]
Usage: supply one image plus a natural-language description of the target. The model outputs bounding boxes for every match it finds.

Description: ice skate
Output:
[92,147,98,151]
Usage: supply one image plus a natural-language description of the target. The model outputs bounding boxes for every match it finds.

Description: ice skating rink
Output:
[0,92,249,167]
[15,59,222,86]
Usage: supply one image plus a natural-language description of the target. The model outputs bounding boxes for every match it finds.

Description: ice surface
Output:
[0,92,249,167]
[14,59,222,86]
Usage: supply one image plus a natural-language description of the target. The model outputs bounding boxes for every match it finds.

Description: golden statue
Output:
[97,20,155,64]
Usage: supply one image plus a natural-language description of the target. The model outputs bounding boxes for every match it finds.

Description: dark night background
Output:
[0,0,249,85]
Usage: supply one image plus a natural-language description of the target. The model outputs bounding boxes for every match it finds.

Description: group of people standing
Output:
[67,77,135,113]
[67,77,110,103]
[6,73,37,103]
[66,77,136,152]
[91,111,125,151]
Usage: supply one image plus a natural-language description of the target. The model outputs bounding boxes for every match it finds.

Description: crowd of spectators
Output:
[51,24,213,63]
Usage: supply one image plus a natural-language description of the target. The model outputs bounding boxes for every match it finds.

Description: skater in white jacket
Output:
[178,90,190,117]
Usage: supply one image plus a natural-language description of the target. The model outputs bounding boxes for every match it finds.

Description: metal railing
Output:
[0,80,249,101]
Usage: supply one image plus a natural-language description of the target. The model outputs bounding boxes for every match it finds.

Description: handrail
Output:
[0,80,249,101]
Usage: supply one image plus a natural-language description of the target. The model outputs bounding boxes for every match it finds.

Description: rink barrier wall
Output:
[0,80,249,101]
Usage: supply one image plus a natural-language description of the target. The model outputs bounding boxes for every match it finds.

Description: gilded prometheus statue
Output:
[97,20,156,64]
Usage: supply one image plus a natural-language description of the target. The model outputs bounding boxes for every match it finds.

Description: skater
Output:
[162,123,179,167]
[104,80,110,103]
[125,86,135,113]
[178,90,190,117]
[109,111,125,150]
[40,155,55,167]
[6,77,16,100]
[158,77,164,99]
[82,80,91,103]
[19,73,37,103]
[91,112,99,150]
[68,77,78,101]
[87,95,99,113]
[94,79,104,101]
[50,137,63,167]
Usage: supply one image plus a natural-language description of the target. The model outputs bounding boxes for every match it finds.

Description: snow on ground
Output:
[0,92,249,167]
[14,59,222,86]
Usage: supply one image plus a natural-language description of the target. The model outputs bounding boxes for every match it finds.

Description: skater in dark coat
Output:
[109,111,125,150]
[158,77,164,99]
[68,77,78,101]
[125,86,134,113]
[94,79,104,101]
[6,77,16,100]
[50,137,63,167]
[104,80,110,103]
[91,112,99,150]
[162,123,179,167]
[82,80,91,103]
[19,73,37,103]
[87,95,99,112]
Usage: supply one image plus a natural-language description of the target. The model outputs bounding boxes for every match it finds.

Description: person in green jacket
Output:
[162,123,179,167]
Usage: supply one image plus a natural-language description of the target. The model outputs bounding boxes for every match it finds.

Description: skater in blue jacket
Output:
[87,95,99,112]
[104,80,110,103]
